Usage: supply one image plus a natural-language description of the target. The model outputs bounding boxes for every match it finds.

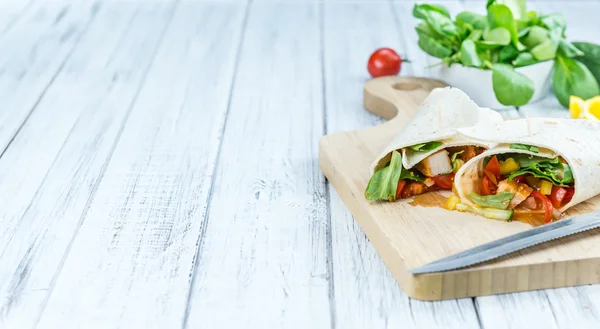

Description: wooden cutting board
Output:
[318,76,600,301]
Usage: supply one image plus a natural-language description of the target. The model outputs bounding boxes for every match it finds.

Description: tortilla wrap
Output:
[454,117,600,213]
[370,86,503,174]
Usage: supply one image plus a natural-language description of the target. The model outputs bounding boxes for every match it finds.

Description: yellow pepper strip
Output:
[453,159,465,173]
[499,158,520,175]
[540,180,553,195]
[445,194,461,210]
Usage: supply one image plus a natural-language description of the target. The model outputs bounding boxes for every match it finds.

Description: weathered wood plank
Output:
[0,1,33,33]
[0,3,174,328]
[476,292,561,329]
[324,2,481,328]
[185,3,330,329]
[0,2,96,160]
[0,1,98,249]
[34,3,245,329]
[0,1,129,254]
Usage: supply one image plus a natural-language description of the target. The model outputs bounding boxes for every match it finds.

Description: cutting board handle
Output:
[363,76,448,127]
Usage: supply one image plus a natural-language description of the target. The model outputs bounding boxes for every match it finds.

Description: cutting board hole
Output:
[392,82,421,91]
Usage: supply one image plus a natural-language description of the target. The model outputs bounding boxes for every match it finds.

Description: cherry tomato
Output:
[532,191,553,223]
[367,48,402,78]
[549,185,567,208]
[484,156,501,179]
[481,175,497,196]
[395,180,407,200]
[432,173,454,189]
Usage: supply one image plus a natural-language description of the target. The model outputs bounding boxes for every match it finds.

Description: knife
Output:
[409,210,600,274]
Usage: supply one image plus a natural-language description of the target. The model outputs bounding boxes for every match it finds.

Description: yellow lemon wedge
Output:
[569,95,600,121]
[586,96,600,120]
[569,95,585,119]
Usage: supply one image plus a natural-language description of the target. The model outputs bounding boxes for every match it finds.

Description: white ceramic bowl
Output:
[425,55,554,110]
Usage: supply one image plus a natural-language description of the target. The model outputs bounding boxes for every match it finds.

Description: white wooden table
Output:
[1,0,599,328]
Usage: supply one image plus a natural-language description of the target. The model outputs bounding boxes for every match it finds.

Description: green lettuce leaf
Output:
[507,154,573,186]
[413,4,459,40]
[572,42,600,86]
[365,151,404,201]
[451,150,464,171]
[553,49,600,108]
[487,4,519,47]
[409,141,443,152]
[456,11,488,30]
[512,52,537,67]
[413,4,451,20]
[509,143,539,153]
[511,153,558,167]
[468,192,515,210]
[460,40,484,67]
[492,63,535,106]
[499,44,520,62]
[364,151,424,201]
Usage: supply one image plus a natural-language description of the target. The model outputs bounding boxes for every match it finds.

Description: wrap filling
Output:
[364,141,485,201]
[450,143,575,225]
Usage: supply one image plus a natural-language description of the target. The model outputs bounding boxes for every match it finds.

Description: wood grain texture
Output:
[476,287,600,329]
[0,3,175,328]
[0,1,96,162]
[0,1,97,254]
[0,1,33,33]
[185,3,331,329]
[324,3,481,328]
[33,3,245,329]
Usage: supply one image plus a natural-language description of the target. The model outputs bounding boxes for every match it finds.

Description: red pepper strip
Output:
[563,187,575,205]
[481,175,497,196]
[431,173,454,189]
[396,180,406,200]
[485,155,501,179]
[484,170,497,185]
[550,185,567,208]
[532,191,553,223]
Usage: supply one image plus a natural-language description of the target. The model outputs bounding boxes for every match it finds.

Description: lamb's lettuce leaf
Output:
[364,151,425,201]
[509,143,539,153]
[409,141,443,152]
[507,154,573,186]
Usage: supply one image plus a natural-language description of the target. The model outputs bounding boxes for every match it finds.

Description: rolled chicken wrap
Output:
[451,117,600,225]
[364,86,503,202]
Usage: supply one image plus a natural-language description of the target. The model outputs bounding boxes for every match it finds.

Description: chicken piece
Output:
[415,149,452,177]
[497,179,533,209]
[521,196,538,210]
[459,146,479,162]
[401,181,428,198]
[445,146,480,162]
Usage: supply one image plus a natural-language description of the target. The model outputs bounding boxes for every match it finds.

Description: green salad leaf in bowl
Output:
[413,0,600,108]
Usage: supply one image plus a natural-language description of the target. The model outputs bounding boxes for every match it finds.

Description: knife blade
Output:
[409,210,600,274]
